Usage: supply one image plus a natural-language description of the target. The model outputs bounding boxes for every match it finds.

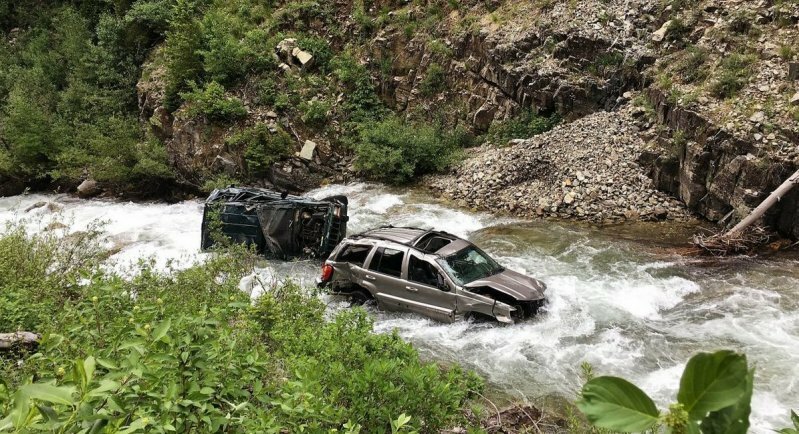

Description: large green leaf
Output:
[577,376,660,432]
[20,384,76,406]
[152,318,172,342]
[699,369,754,434]
[677,351,748,421]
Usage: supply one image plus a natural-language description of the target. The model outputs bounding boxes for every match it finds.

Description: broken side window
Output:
[369,247,404,278]
[408,256,440,287]
[337,244,372,267]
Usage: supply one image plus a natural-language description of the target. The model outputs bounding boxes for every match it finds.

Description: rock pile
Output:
[427,107,692,222]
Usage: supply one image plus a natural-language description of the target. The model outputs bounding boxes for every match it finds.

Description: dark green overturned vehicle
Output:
[201,187,348,259]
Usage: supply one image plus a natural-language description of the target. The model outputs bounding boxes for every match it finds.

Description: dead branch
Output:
[0,331,40,351]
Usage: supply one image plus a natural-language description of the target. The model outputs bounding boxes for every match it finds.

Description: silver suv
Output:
[318,226,547,323]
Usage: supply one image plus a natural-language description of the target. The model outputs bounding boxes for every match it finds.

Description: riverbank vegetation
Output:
[0,0,560,195]
[0,223,482,432]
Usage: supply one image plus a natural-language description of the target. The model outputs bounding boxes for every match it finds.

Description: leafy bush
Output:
[297,34,334,72]
[578,350,753,433]
[355,116,464,184]
[485,109,560,144]
[710,53,754,99]
[180,81,248,121]
[0,225,480,433]
[675,45,709,84]
[228,124,293,176]
[198,11,249,86]
[300,99,331,127]
[332,52,386,125]
[420,63,446,96]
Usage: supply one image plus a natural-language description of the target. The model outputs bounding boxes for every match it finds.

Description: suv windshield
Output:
[436,246,504,285]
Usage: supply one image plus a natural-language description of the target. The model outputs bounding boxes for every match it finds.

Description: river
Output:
[1,182,797,432]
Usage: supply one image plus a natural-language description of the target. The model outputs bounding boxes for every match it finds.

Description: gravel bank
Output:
[427,107,693,223]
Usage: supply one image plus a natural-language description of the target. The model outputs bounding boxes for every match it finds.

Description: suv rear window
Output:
[368,248,404,278]
[336,244,372,267]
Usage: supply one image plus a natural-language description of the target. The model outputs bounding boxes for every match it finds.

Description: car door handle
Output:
[404,286,418,292]
[365,275,376,281]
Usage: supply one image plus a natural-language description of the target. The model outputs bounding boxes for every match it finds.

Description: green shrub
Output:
[0,225,480,433]
[675,45,709,83]
[355,115,464,184]
[300,99,331,127]
[666,18,692,43]
[198,11,249,86]
[710,53,755,99]
[420,63,447,96]
[297,34,334,72]
[201,173,241,193]
[332,52,386,125]
[162,0,205,111]
[229,123,293,176]
[427,39,453,58]
[180,81,248,121]
[485,109,560,144]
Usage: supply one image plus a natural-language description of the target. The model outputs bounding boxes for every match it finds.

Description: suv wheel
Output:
[349,289,372,306]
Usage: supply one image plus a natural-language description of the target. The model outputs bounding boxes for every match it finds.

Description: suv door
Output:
[402,252,457,322]
[330,243,373,289]
[362,247,408,312]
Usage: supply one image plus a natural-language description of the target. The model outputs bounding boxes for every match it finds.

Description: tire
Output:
[349,289,372,306]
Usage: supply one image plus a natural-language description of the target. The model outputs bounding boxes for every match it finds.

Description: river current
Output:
[1,182,797,432]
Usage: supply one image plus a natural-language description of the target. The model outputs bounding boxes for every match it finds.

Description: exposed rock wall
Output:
[639,88,799,238]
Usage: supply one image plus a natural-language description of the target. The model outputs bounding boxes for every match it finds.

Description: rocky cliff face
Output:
[388,0,799,237]
[134,0,799,236]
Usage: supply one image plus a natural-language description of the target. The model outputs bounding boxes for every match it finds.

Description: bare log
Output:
[725,169,799,238]
[0,332,40,350]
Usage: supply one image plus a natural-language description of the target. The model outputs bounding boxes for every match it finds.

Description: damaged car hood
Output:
[464,268,546,301]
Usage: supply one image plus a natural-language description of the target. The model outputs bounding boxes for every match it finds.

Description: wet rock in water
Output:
[45,221,68,231]
[24,201,47,213]
[77,179,100,198]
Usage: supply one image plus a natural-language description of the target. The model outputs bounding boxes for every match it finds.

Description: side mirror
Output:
[437,274,450,292]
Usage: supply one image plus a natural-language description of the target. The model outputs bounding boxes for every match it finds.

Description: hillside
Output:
[1,0,798,235]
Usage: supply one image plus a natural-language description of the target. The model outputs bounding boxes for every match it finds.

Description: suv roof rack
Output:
[350,225,459,253]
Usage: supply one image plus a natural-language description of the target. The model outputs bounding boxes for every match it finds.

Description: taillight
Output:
[320,264,334,282]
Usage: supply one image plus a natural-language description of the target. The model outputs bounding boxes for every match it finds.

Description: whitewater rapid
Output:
[1,183,797,432]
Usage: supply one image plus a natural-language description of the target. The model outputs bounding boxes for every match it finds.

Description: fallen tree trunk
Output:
[692,169,799,256]
[0,332,40,350]
[725,169,799,238]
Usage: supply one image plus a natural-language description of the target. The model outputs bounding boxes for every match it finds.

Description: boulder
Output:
[651,20,672,42]
[276,38,298,61]
[473,102,497,131]
[77,179,99,198]
[790,92,799,106]
[299,140,317,160]
[291,47,314,70]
